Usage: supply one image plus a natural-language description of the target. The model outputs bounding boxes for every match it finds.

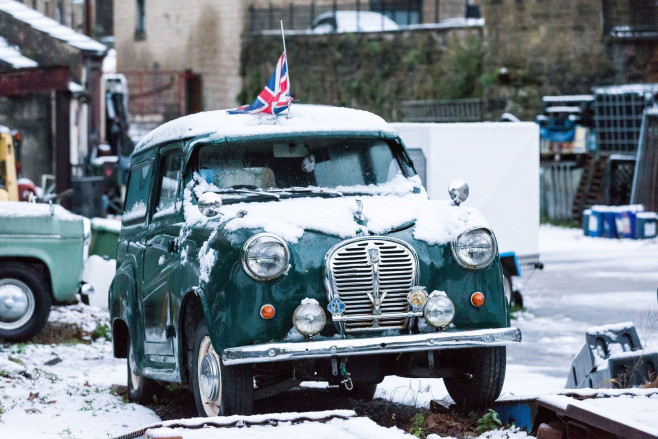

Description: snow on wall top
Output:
[593,83,658,95]
[134,105,398,153]
[0,35,37,68]
[0,201,82,221]
[0,0,106,54]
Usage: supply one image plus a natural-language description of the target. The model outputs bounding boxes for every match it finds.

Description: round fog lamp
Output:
[293,300,326,337]
[423,291,455,328]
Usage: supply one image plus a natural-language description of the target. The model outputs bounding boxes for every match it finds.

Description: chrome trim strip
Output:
[0,234,67,240]
[331,310,423,322]
[222,327,522,365]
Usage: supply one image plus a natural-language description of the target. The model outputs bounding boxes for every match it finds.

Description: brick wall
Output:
[114,0,245,112]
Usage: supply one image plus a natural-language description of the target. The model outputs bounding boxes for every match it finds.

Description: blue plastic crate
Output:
[635,212,658,239]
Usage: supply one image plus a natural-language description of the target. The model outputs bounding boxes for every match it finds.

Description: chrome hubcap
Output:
[200,352,220,401]
[197,336,221,416]
[0,279,34,330]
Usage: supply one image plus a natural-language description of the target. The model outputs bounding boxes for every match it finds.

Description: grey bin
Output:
[71,176,105,218]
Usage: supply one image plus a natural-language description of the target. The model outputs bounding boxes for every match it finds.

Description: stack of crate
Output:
[592,84,658,154]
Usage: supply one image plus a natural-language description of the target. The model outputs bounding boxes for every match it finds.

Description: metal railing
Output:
[247,0,480,33]
[401,98,483,123]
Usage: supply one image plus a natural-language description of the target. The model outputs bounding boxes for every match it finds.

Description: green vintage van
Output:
[0,202,90,341]
[109,105,521,416]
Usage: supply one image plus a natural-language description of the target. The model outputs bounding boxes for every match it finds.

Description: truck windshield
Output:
[193,137,415,192]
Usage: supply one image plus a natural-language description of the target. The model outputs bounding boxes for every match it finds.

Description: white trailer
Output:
[393,122,541,305]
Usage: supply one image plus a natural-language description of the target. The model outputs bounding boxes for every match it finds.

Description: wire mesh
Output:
[592,84,658,153]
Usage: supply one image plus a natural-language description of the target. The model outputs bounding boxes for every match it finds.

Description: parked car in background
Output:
[0,202,91,341]
[311,10,399,33]
[109,105,520,417]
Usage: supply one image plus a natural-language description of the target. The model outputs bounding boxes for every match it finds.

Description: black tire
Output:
[503,273,513,306]
[444,346,506,410]
[339,382,377,400]
[191,321,253,417]
[511,290,524,308]
[0,262,52,342]
[127,337,159,404]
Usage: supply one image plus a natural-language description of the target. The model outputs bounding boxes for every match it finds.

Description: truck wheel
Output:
[444,346,506,409]
[191,321,253,417]
[127,337,159,404]
[339,382,377,400]
[0,263,51,341]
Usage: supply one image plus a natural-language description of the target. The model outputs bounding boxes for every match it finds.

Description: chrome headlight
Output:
[423,290,455,328]
[293,299,326,337]
[242,233,289,281]
[451,228,496,269]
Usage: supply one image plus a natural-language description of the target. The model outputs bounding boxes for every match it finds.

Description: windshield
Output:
[192,137,415,193]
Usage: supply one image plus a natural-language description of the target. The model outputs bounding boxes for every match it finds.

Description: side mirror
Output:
[448,179,469,206]
[198,192,223,217]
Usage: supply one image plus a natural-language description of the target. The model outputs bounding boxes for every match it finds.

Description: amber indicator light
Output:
[471,292,485,307]
[260,304,276,319]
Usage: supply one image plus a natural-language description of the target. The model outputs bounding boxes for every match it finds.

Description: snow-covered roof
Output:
[545,106,581,113]
[135,105,399,153]
[0,35,37,68]
[543,95,594,103]
[0,0,106,54]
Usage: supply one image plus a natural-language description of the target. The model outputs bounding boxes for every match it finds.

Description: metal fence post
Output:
[248,4,255,33]
[435,0,439,23]
[356,0,360,30]
[269,2,274,30]
[289,2,294,29]
[310,0,315,26]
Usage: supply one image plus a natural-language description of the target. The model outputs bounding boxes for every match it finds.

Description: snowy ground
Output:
[1,225,656,438]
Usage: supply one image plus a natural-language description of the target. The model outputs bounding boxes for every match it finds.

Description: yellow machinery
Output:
[0,129,19,201]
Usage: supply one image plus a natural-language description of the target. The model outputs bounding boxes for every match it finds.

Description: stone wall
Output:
[241,27,484,121]
[114,0,245,111]
[480,0,615,119]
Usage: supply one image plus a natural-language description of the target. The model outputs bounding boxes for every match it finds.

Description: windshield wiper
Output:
[268,187,344,198]
[212,188,281,201]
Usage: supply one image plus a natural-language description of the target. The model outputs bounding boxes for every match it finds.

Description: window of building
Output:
[135,0,146,40]
[370,0,422,25]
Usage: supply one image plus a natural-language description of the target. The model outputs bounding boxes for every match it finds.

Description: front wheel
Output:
[0,263,51,342]
[127,338,159,404]
[191,321,253,417]
[444,346,506,409]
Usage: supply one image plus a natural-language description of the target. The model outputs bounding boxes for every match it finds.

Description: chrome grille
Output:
[326,237,418,332]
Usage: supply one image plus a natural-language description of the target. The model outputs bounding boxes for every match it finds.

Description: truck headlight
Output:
[242,233,289,281]
[423,290,455,328]
[451,228,496,269]
[293,298,326,337]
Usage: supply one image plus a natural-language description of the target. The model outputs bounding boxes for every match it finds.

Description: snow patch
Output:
[0,201,82,221]
[134,105,398,153]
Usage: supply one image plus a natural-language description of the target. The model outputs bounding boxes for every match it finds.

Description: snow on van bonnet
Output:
[185,174,489,245]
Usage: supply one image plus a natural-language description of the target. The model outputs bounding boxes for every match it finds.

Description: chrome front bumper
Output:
[222,327,521,365]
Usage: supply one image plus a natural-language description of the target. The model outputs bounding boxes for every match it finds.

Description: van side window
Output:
[123,159,153,224]
[154,149,182,218]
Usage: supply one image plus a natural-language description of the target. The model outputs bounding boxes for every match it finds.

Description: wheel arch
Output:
[178,288,208,384]
[112,318,129,358]
[0,257,53,300]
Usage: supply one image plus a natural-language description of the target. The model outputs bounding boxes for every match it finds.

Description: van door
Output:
[141,145,183,360]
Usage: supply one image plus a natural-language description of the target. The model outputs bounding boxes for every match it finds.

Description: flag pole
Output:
[281,20,292,119]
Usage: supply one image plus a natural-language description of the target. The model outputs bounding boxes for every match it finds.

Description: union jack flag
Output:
[229,53,292,115]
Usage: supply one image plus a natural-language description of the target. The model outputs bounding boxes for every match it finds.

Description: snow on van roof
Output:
[134,105,398,153]
[0,0,106,54]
